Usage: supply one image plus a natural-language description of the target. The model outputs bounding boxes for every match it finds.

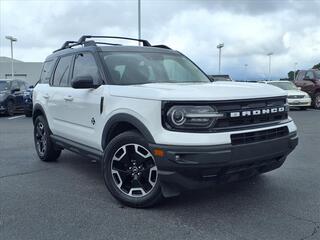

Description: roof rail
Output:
[84,40,122,47]
[152,45,171,50]
[53,36,173,53]
[53,41,78,53]
[77,35,152,46]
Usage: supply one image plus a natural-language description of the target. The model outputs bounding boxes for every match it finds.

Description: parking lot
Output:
[0,110,319,240]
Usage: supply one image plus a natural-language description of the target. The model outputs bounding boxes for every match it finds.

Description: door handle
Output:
[43,94,49,99]
[64,96,73,101]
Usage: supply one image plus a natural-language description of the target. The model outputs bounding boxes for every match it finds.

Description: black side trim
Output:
[100,97,104,114]
[101,113,155,149]
[51,135,103,160]
[32,104,47,125]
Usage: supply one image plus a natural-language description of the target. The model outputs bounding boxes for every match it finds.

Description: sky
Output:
[1,0,320,80]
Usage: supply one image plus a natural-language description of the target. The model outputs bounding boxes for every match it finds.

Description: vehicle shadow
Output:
[57,150,275,209]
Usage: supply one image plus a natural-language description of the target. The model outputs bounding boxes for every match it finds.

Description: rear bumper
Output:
[149,132,298,197]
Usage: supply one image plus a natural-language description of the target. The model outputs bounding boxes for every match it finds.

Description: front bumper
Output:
[288,98,311,107]
[149,132,298,197]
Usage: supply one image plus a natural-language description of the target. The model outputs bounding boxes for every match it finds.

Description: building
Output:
[0,56,42,86]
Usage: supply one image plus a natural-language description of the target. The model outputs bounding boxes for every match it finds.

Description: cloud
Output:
[1,0,320,80]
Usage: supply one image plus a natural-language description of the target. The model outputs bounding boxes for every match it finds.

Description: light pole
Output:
[217,43,224,74]
[267,52,273,81]
[5,36,18,79]
[294,62,298,81]
[138,0,141,46]
[244,64,248,81]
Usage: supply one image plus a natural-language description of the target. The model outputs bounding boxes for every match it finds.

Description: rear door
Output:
[47,54,74,137]
[62,52,104,148]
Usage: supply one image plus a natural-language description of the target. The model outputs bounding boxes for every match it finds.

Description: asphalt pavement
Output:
[0,110,319,240]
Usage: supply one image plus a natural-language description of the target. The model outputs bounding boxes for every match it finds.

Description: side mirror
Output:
[29,85,34,89]
[71,76,97,89]
[298,87,302,90]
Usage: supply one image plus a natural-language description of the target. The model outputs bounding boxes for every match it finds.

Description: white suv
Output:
[33,36,298,207]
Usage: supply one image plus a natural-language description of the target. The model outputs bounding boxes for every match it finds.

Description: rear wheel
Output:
[314,93,320,109]
[103,131,163,208]
[7,101,15,116]
[34,116,61,162]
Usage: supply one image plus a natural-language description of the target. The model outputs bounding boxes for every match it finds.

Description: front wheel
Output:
[34,116,61,162]
[314,93,320,109]
[103,131,163,208]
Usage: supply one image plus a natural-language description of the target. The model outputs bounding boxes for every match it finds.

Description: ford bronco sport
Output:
[33,35,298,207]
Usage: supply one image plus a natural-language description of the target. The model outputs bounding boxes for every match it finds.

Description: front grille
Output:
[162,97,288,132]
[213,97,288,131]
[231,126,289,145]
[288,95,304,99]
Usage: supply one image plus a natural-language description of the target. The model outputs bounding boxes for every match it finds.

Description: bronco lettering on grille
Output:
[230,107,285,117]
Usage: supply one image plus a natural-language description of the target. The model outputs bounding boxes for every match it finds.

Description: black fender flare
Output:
[32,104,48,125]
[101,113,155,149]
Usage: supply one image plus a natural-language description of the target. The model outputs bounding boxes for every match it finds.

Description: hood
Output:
[109,82,287,101]
[286,89,308,96]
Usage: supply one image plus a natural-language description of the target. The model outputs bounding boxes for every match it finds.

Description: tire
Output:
[7,101,15,116]
[25,110,32,117]
[103,131,163,208]
[34,115,61,162]
[313,93,320,110]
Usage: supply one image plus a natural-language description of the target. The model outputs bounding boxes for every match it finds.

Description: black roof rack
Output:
[53,41,78,53]
[152,45,171,50]
[53,35,172,53]
[78,35,151,47]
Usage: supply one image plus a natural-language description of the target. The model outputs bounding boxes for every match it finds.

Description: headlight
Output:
[165,105,224,130]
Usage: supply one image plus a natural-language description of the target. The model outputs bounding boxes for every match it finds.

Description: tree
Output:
[288,70,299,81]
[312,63,320,70]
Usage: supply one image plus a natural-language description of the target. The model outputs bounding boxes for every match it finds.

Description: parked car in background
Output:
[265,81,311,110]
[0,79,29,116]
[23,86,34,117]
[294,69,320,109]
[208,74,233,82]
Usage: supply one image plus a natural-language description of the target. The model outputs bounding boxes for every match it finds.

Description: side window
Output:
[53,55,73,87]
[296,71,305,81]
[305,71,314,80]
[11,80,19,91]
[19,81,27,91]
[40,60,54,84]
[72,53,100,83]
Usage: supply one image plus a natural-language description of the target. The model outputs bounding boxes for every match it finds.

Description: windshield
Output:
[101,52,210,85]
[268,81,298,90]
[0,81,10,91]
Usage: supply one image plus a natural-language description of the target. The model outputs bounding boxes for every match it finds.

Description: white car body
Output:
[32,42,299,203]
[34,81,297,150]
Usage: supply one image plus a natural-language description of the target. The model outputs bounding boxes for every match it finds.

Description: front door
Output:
[62,52,104,149]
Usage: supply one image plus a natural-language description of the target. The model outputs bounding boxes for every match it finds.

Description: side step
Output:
[51,135,103,161]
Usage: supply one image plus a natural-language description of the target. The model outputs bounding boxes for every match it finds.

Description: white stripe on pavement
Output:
[8,115,25,120]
